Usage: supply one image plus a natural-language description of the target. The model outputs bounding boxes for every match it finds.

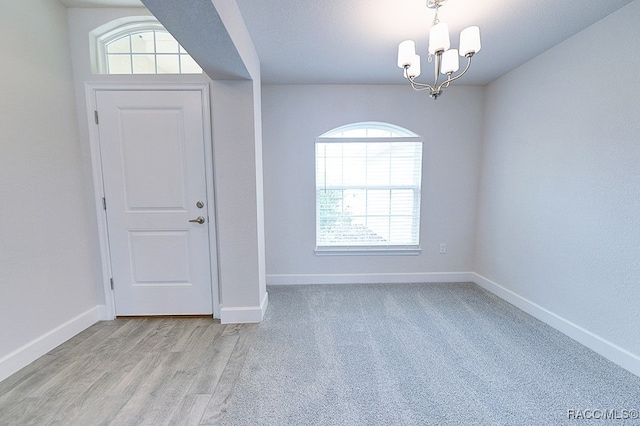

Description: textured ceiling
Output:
[59,0,635,85]
[234,0,635,85]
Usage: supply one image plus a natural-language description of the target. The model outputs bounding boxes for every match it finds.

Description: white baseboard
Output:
[0,306,102,382]
[267,272,474,285]
[6,274,637,383]
[220,291,269,324]
[97,304,110,321]
[472,273,640,378]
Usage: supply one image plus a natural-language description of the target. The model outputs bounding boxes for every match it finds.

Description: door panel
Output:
[129,230,191,284]
[119,108,188,211]
[96,90,213,316]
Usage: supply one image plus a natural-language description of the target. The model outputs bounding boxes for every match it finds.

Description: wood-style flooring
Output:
[0,318,257,425]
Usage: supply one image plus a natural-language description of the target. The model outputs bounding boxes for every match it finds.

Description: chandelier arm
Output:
[408,76,436,92]
[405,68,436,91]
[436,55,472,91]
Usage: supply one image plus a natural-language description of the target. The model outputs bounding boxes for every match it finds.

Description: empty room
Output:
[1,0,639,424]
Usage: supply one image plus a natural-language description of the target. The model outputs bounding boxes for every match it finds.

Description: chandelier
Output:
[397,0,481,99]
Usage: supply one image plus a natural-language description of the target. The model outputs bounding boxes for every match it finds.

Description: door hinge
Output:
[102,197,107,210]
[94,110,99,125]
[110,277,114,290]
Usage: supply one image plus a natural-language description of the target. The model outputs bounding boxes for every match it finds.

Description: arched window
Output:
[315,122,423,254]
[90,17,202,75]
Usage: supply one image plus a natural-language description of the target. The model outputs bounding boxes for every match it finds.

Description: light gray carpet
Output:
[221,283,640,425]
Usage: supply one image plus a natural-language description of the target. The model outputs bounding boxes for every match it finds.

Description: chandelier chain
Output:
[430,0,442,61]
[432,2,440,26]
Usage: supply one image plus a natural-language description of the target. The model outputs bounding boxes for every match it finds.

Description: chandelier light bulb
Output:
[459,26,481,56]
[441,49,459,74]
[406,54,421,78]
[397,40,416,68]
[428,22,450,54]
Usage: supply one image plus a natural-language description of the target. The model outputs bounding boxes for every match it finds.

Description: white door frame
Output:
[85,83,220,319]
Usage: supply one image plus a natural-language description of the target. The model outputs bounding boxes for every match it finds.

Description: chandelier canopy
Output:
[397,0,481,99]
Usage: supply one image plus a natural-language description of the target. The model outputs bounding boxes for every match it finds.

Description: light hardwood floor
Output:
[0,318,258,425]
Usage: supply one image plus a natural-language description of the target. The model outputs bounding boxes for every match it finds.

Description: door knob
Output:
[189,216,206,224]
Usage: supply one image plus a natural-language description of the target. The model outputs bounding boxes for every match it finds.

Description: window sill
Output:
[315,247,422,256]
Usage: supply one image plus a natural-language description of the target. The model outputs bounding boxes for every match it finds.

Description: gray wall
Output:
[0,0,98,378]
[475,0,640,361]
[261,84,484,283]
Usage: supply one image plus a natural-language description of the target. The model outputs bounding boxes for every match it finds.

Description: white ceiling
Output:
[59,0,634,85]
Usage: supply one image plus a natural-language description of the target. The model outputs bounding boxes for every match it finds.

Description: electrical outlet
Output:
[439,243,446,254]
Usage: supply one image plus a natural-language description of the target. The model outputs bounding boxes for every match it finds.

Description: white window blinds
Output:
[315,123,423,252]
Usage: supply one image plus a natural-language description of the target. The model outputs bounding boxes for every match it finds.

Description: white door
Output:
[96,89,213,316]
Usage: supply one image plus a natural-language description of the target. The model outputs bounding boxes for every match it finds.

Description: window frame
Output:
[90,17,202,75]
[315,123,423,256]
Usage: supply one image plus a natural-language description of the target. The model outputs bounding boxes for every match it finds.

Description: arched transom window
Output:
[315,122,423,254]
[91,17,202,75]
